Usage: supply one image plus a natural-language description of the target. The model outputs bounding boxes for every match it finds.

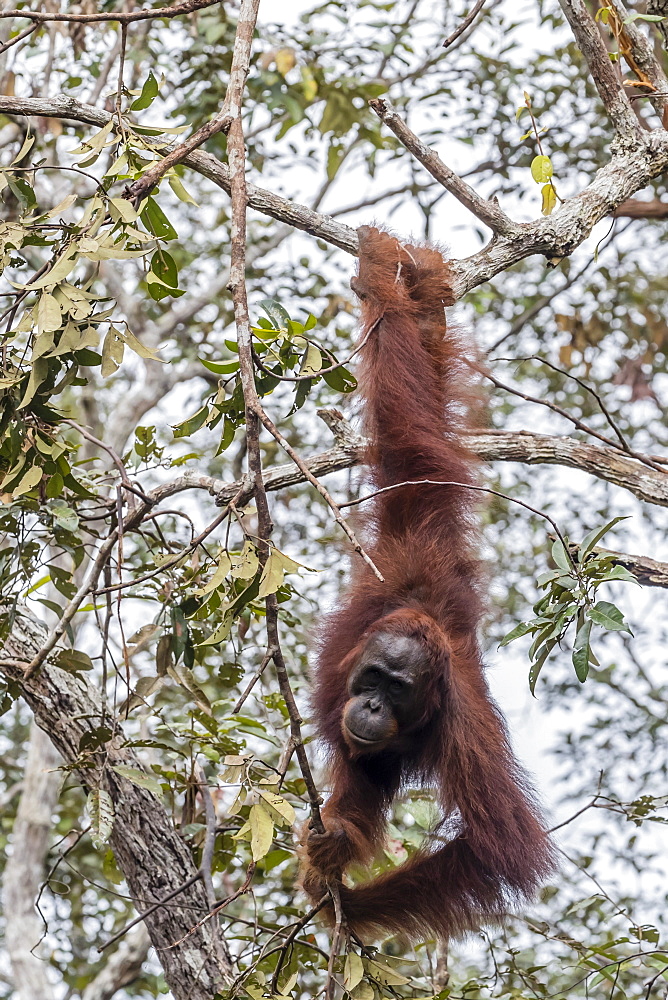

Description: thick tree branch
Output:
[0,0,222,23]
[0,613,232,1000]
[558,0,644,140]
[1,95,668,296]
[613,196,668,218]
[607,0,668,126]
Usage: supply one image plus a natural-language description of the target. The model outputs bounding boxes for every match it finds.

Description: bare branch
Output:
[369,97,516,235]
[0,23,37,54]
[442,0,486,48]
[212,421,668,511]
[0,0,223,23]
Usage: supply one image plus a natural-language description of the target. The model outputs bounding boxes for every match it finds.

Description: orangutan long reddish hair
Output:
[300,226,555,942]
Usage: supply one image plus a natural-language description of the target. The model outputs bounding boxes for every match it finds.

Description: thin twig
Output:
[325,883,346,1000]
[232,644,277,714]
[269,895,329,994]
[252,402,384,582]
[340,478,575,569]
[369,97,516,235]
[485,368,620,450]
[442,0,486,48]
[98,873,202,952]
[93,501,238,595]
[0,22,37,54]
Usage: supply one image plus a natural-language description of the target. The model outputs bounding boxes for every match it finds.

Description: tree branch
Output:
[606,0,668,126]
[0,0,223,23]
[613,197,668,218]
[369,98,516,235]
[557,0,644,140]
[1,95,668,296]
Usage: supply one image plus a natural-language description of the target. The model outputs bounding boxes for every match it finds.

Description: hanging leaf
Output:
[344,954,365,992]
[249,802,274,861]
[572,618,593,683]
[541,183,557,216]
[87,788,115,848]
[587,601,633,634]
[531,154,553,183]
[131,71,159,111]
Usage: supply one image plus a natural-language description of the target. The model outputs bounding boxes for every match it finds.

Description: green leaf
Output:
[531,154,553,183]
[168,172,199,205]
[551,537,571,571]
[195,551,232,597]
[172,405,209,438]
[624,12,666,22]
[131,71,159,111]
[109,197,139,224]
[580,515,628,560]
[587,600,633,635]
[572,618,593,683]
[37,292,62,334]
[257,789,295,827]
[121,326,164,362]
[259,298,290,331]
[300,343,322,376]
[111,764,163,797]
[529,640,555,695]
[24,252,77,290]
[140,197,178,241]
[55,649,93,672]
[499,620,535,647]
[101,326,125,377]
[87,788,114,848]
[199,358,240,375]
[231,541,259,581]
[598,564,639,585]
[150,248,178,288]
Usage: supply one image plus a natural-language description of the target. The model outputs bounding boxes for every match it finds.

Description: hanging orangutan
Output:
[299,226,555,942]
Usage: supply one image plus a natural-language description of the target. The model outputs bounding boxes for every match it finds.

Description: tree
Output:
[0,0,667,998]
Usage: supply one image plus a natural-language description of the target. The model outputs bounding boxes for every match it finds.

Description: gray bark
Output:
[0,612,232,1000]
[2,723,61,1000]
